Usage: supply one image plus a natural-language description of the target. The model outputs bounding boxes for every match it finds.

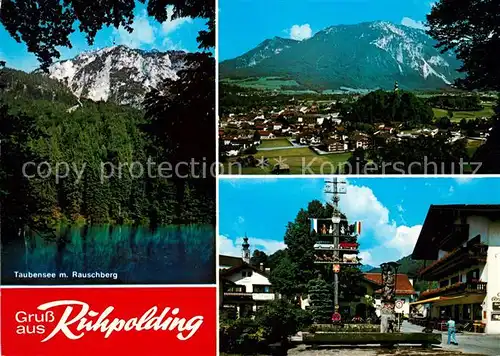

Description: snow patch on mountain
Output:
[43,45,188,106]
[369,22,452,84]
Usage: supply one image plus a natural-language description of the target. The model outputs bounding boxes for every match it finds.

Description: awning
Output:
[410,295,465,306]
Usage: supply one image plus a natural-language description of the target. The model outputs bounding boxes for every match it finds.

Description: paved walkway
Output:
[401,321,500,356]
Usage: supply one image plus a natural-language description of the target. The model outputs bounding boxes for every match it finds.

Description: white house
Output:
[219,238,275,318]
[411,204,500,334]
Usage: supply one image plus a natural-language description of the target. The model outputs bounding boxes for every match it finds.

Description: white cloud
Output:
[386,225,423,256]
[161,6,192,35]
[290,24,312,41]
[337,182,422,265]
[359,251,374,266]
[114,11,156,48]
[237,216,245,224]
[112,8,191,50]
[219,235,286,257]
[401,17,428,31]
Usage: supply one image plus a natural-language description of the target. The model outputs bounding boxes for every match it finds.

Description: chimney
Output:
[260,263,264,271]
[265,267,271,273]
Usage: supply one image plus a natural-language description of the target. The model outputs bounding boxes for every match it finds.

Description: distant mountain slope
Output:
[360,264,377,272]
[369,254,434,278]
[38,45,188,106]
[1,67,78,105]
[220,21,462,91]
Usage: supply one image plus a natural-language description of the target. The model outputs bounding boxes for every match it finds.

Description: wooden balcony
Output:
[436,224,469,251]
[418,243,487,280]
[420,281,487,299]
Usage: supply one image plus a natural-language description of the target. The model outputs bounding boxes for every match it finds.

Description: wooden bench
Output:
[303,332,442,348]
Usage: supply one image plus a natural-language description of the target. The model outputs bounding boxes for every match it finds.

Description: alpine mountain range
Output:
[220,21,463,91]
[32,45,189,107]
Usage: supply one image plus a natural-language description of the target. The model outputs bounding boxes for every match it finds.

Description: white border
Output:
[219,174,495,178]
[215,0,220,354]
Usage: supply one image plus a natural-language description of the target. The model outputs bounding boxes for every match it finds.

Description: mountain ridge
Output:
[36,45,188,106]
[220,21,462,91]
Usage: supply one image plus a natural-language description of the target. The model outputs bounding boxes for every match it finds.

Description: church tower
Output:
[394,81,399,93]
[242,235,250,264]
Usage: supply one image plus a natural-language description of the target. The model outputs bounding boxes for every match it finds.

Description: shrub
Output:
[255,299,313,345]
[219,317,266,355]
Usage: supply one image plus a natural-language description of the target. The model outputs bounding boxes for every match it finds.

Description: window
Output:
[439,280,449,288]
[227,286,245,293]
[450,276,459,285]
[253,285,272,293]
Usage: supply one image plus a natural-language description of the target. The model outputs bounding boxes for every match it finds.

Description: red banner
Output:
[0,287,216,356]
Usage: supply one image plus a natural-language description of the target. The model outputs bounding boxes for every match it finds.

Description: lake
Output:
[1,224,215,285]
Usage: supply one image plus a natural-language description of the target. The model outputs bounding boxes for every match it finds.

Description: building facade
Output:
[362,273,417,318]
[219,238,275,318]
[411,205,500,334]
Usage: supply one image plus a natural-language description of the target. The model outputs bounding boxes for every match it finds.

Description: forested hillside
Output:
[0,66,215,244]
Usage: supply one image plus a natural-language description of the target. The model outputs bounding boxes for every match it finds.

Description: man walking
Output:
[446,316,458,345]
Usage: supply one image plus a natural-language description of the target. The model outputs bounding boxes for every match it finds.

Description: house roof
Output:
[363,273,416,295]
[412,204,500,260]
[220,262,270,279]
[219,255,244,268]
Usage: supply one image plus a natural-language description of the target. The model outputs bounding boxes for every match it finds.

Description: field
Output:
[222,77,301,90]
[222,147,352,175]
[258,138,293,148]
[466,139,484,157]
[432,102,495,122]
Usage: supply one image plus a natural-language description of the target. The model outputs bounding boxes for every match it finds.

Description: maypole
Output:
[311,178,361,322]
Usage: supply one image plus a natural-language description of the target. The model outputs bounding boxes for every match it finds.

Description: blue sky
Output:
[0,2,207,72]
[219,0,435,60]
[219,177,500,266]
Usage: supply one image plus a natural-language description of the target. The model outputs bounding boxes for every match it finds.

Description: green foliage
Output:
[369,134,469,174]
[427,95,483,111]
[0,55,215,246]
[473,95,500,173]
[308,323,379,333]
[345,90,434,126]
[269,255,301,298]
[427,0,499,90]
[307,276,334,324]
[219,317,266,355]
[250,250,268,267]
[270,199,364,309]
[0,0,214,70]
[255,299,313,344]
[369,255,432,278]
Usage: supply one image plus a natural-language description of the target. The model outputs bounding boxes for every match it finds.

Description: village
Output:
[219,86,496,174]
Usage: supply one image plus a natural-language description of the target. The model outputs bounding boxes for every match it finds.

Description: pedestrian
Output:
[446,316,458,345]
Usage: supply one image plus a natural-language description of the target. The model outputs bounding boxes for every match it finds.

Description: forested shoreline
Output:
[0,62,215,245]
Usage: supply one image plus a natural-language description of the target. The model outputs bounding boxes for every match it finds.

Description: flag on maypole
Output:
[354,221,361,235]
[310,218,318,232]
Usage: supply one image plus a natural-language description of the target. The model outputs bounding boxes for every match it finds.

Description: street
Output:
[401,321,500,356]
[288,322,500,356]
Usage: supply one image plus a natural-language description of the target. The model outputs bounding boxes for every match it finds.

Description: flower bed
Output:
[308,323,379,333]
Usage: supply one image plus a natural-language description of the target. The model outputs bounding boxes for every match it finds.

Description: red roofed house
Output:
[362,273,417,318]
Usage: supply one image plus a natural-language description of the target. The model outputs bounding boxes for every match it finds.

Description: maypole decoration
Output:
[310,178,361,323]
[379,262,401,333]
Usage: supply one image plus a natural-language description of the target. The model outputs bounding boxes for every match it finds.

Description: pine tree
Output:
[307,274,334,324]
